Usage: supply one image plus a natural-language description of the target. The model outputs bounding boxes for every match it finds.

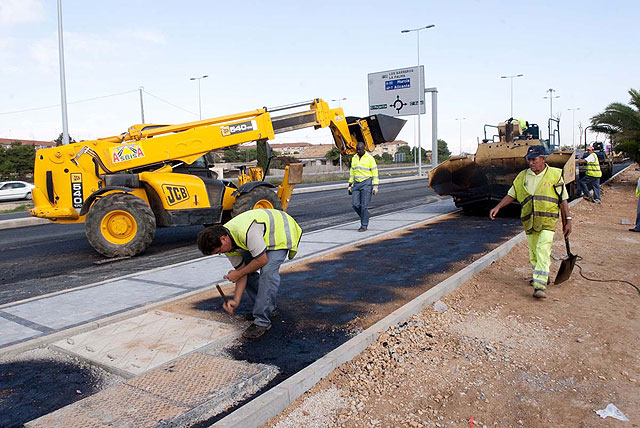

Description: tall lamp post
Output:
[543,88,560,119]
[455,117,466,155]
[567,107,581,148]
[190,74,208,120]
[56,0,69,145]
[331,98,347,172]
[500,74,524,118]
[402,24,435,176]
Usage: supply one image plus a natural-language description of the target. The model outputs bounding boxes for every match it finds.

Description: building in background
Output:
[0,138,56,150]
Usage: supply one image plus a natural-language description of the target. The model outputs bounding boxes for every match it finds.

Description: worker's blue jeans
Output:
[352,178,373,228]
[243,249,288,327]
[579,175,601,201]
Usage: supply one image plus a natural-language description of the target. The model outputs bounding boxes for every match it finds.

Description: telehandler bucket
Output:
[347,114,407,145]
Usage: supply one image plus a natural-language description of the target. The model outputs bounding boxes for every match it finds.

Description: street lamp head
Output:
[401,29,410,33]
[516,74,524,77]
[202,75,208,79]
[425,24,435,29]
[190,77,196,81]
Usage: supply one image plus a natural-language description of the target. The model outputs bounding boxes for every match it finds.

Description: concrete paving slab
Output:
[3,281,183,330]
[52,310,240,376]
[134,255,231,288]
[293,241,339,259]
[300,227,379,243]
[362,218,421,231]
[0,317,41,346]
[404,199,456,213]
[26,353,277,428]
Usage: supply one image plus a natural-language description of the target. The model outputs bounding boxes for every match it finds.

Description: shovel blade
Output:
[554,254,577,285]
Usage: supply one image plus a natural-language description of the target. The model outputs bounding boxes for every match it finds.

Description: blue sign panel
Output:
[385,78,411,91]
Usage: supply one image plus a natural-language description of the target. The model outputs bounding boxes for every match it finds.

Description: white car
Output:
[0,181,35,201]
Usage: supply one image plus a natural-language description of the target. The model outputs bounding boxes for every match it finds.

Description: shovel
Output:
[554,236,577,284]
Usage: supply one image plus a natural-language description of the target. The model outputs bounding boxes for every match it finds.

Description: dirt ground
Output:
[264,165,640,428]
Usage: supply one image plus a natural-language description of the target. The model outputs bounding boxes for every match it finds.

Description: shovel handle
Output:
[565,237,571,256]
[216,285,229,303]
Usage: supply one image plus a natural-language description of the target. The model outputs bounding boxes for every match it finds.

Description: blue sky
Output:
[1,0,638,154]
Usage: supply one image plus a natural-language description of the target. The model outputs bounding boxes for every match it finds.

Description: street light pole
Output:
[190,75,208,120]
[500,74,524,118]
[138,87,145,124]
[455,118,466,155]
[567,108,581,148]
[402,24,435,176]
[56,0,69,145]
[543,88,560,119]
[331,98,347,172]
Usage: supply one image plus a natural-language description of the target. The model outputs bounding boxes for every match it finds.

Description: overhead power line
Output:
[142,89,198,117]
[0,89,139,115]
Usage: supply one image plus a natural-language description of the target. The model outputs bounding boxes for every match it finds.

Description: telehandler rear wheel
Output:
[85,193,156,257]
[231,186,283,218]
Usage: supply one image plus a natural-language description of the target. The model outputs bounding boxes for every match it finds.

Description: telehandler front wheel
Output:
[85,193,156,258]
[231,186,283,218]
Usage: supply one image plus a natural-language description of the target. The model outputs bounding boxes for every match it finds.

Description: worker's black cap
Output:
[524,145,547,159]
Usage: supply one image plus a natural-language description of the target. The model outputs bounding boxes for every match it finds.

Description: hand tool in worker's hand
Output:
[216,285,229,303]
[554,236,577,285]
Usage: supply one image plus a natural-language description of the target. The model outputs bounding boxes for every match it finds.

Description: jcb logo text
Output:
[162,185,189,206]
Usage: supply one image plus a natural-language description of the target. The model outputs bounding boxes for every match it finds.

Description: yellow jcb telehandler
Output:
[30,98,406,257]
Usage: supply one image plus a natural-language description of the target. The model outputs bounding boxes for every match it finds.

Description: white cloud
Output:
[29,37,58,72]
[131,29,166,44]
[0,0,44,26]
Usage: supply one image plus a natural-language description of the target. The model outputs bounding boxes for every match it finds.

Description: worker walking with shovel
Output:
[489,145,572,299]
[197,209,302,338]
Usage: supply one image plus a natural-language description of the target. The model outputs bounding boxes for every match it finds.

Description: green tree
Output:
[438,139,451,161]
[0,143,36,179]
[54,133,76,146]
[590,88,640,161]
[325,147,351,168]
[396,145,414,163]
[222,146,244,162]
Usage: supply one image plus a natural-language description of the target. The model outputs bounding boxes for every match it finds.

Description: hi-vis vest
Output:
[585,154,602,178]
[349,152,379,185]
[513,166,564,232]
[224,209,302,260]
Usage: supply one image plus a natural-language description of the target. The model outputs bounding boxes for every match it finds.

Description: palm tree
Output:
[590,88,640,161]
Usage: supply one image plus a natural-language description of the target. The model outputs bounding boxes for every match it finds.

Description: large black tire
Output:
[85,193,156,257]
[231,186,283,218]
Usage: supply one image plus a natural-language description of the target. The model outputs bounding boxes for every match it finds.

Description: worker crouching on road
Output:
[348,141,379,232]
[489,145,572,299]
[197,209,303,339]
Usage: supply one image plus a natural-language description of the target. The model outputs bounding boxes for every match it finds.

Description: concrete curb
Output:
[0,216,48,230]
[212,230,528,428]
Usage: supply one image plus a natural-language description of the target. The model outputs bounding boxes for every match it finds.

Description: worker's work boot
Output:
[533,289,547,299]
[358,226,367,232]
[242,323,271,339]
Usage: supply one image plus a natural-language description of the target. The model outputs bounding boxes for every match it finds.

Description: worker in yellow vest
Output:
[630,176,640,233]
[347,141,379,232]
[576,145,602,204]
[197,209,302,339]
[489,145,572,299]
